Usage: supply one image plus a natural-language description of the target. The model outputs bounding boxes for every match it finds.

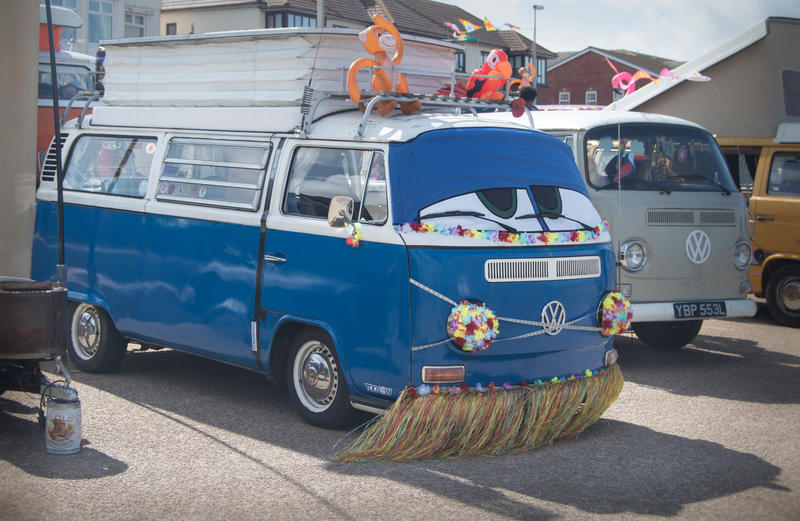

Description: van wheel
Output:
[766,265,800,327]
[633,320,703,349]
[286,330,354,428]
[68,302,126,372]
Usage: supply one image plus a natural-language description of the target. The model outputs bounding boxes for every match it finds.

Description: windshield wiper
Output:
[517,212,593,231]
[595,182,671,194]
[417,210,519,233]
[701,177,732,195]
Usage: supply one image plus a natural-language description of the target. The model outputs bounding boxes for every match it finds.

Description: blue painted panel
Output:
[136,212,261,367]
[388,128,588,224]
[32,201,262,369]
[259,228,411,400]
[31,201,147,320]
[408,243,617,385]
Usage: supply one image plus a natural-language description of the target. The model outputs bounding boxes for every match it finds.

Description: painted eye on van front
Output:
[529,186,602,232]
[418,188,543,233]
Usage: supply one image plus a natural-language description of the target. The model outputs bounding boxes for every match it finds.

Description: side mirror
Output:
[328,196,354,228]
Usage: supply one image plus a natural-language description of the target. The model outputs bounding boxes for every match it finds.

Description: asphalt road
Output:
[2,300,799,521]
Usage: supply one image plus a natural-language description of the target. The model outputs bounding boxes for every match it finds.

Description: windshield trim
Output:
[581,123,737,193]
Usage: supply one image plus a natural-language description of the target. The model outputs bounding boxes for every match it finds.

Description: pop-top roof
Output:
[100,28,460,109]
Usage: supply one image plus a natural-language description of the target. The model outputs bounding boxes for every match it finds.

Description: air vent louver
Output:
[39,134,68,183]
[485,256,601,282]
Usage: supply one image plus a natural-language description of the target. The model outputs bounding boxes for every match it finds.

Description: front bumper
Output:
[631,298,757,322]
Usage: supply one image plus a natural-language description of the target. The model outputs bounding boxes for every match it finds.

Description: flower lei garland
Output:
[446,300,500,352]
[394,220,609,246]
[346,223,362,247]
[409,368,606,398]
[599,291,633,336]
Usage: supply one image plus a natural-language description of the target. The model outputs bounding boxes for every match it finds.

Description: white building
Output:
[46,0,162,55]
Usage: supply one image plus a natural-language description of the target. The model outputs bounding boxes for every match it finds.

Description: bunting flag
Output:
[504,23,522,30]
[444,22,461,34]
[458,18,481,32]
[484,17,497,31]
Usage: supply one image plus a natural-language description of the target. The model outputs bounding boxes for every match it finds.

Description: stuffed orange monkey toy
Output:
[346,14,421,116]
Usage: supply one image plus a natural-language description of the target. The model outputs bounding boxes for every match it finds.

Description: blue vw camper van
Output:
[32,30,623,444]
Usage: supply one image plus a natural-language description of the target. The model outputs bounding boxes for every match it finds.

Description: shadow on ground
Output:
[615,300,800,404]
[0,397,128,479]
[1,346,786,519]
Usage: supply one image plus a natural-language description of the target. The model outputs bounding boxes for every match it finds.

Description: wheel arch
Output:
[761,255,800,291]
[267,316,344,385]
[67,291,114,322]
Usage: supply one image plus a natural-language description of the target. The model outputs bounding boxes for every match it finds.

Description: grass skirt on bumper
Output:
[336,363,623,462]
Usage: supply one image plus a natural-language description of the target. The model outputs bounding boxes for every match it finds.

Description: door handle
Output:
[264,254,287,263]
[756,216,775,221]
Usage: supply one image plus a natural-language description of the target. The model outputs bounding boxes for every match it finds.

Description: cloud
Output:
[437,0,800,60]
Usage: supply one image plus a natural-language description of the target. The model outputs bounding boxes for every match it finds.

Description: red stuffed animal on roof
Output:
[437,49,513,100]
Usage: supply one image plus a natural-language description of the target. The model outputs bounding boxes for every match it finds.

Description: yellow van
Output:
[720,123,800,326]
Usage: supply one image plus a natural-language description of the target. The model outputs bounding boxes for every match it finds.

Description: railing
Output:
[301,64,524,137]
[61,89,102,129]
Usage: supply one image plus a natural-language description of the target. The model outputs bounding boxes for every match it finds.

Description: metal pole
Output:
[317,0,325,28]
[532,5,544,85]
[44,0,66,285]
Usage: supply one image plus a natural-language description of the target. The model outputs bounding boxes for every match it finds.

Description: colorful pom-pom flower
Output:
[599,291,633,336]
[446,300,500,352]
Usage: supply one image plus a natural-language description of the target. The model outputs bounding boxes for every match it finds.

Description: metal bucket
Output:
[0,280,68,361]
[45,384,81,455]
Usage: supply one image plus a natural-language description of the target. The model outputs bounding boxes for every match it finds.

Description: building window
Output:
[585,90,597,105]
[509,55,527,76]
[536,57,547,85]
[783,70,800,116]
[559,91,570,105]
[125,13,146,38]
[455,52,465,73]
[88,0,113,43]
[166,23,177,35]
[267,12,316,28]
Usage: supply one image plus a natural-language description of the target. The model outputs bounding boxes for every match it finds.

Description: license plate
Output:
[673,301,727,319]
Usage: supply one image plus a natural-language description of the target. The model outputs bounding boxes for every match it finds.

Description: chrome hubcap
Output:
[294,340,338,413]
[781,280,800,312]
[72,304,101,360]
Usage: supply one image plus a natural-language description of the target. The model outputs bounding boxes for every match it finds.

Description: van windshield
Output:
[38,63,93,101]
[584,124,737,193]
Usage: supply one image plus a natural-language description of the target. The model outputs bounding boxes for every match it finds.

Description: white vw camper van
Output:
[499,110,757,348]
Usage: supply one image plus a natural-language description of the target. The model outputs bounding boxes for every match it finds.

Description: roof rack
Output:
[60,90,102,129]
[301,64,521,138]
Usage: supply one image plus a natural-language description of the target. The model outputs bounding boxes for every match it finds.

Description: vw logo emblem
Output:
[541,301,566,336]
[685,230,711,264]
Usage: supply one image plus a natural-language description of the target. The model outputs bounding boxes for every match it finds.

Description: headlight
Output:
[620,240,646,272]
[732,241,751,270]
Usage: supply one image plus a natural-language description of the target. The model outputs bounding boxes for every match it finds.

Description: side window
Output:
[283,147,388,224]
[157,138,270,210]
[767,152,800,196]
[63,135,156,197]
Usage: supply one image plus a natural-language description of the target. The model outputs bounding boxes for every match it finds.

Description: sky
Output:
[437,0,800,61]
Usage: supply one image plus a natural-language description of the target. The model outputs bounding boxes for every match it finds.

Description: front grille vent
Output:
[485,256,601,283]
[647,210,694,225]
[699,211,736,225]
[647,209,736,226]
[39,134,68,183]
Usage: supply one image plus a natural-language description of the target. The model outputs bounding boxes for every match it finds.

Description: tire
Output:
[633,320,703,349]
[286,329,355,428]
[765,265,800,327]
[67,302,126,372]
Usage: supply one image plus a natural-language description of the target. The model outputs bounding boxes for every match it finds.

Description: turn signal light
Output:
[422,365,465,384]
